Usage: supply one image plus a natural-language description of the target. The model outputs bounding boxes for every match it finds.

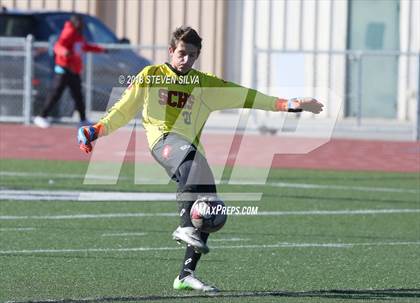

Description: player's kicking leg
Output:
[172,226,209,254]
[172,157,219,291]
[151,133,219,291]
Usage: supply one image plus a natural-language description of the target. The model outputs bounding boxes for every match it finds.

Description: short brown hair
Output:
[170,26,202,52]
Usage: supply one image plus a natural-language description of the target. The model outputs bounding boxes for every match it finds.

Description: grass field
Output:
[0,159,419,302]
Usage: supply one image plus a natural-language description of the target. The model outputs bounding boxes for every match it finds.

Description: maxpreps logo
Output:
[197,203,259,216]
[158,89,195,124]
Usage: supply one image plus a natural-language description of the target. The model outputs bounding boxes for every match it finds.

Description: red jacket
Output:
[54,21,104,74]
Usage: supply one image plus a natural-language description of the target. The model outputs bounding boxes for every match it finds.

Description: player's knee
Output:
[190,196,227,233]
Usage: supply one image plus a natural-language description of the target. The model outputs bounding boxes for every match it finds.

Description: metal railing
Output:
[252,48,420,140]
[0,36,33,124]
[0,35,166,125]
[246,0,420,141]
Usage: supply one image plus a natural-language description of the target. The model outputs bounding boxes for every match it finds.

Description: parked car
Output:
[0,9,149,118]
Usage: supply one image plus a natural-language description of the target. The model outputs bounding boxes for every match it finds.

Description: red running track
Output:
[0,123,419,173]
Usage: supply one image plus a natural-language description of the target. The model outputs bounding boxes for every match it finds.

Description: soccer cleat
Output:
[33,116,50,128]
[172,226,209,254]
[173,272,219,292]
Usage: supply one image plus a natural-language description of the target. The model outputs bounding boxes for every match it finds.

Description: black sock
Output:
[179,232,209,279]
[178,200,194,227]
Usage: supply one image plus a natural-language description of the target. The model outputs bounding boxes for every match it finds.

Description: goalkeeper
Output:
[78,26,323,292]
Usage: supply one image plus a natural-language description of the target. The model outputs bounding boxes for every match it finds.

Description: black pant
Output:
[151,133,217,227]
[152,133,217,276]
[41,70,86,121]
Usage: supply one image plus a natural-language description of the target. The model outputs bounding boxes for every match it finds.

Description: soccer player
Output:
[78,26,323,292]
[34,15,105,129]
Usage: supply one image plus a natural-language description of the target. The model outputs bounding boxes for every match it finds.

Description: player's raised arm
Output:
[201,74,323,114]
[77,69,147,154]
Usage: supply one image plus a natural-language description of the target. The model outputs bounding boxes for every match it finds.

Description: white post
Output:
[356,52,363,126]
[415,54,420,141]
[23,34,33,125]
[85,52,93,116]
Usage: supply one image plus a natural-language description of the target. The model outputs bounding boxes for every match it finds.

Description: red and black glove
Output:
[77,123,104,154]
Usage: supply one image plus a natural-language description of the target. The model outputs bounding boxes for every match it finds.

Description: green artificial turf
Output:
[0,159,419,302]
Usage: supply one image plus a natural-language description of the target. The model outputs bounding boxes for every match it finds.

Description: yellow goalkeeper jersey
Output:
[99,63,278,152]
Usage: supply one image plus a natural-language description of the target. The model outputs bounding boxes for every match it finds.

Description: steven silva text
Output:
[126,75,200,85]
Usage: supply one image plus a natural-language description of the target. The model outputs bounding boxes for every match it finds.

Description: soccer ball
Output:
[190,196,227,233]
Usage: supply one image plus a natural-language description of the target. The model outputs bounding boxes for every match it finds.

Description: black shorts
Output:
[151,133,217,202]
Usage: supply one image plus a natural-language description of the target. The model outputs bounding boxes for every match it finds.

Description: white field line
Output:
[210,238,251,242]
[0,213,177,220]
[0,227,35,231]
[101,232,147,237]
[1,241,419,255]
[1,209,419,220]
[1,189,175,201]
[234,180,419,194]
[0,171,131,181]
[1,171,418,194]
[0,189,262,201]
[257,209,420,215]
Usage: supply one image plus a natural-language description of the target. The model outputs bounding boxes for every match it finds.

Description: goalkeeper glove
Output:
[77,123,104,154]
[275,97,324,114]
[295,97,324,114]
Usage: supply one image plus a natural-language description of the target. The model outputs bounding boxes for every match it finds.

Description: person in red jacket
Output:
[34,15,105,128]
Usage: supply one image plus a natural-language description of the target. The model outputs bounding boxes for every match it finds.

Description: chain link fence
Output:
[0,36,162,124]
[0,36,30,122]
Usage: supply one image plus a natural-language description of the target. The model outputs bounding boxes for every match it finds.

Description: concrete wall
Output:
[1,0,96,14]
[239,0,347,120]
[239,0,418,122]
